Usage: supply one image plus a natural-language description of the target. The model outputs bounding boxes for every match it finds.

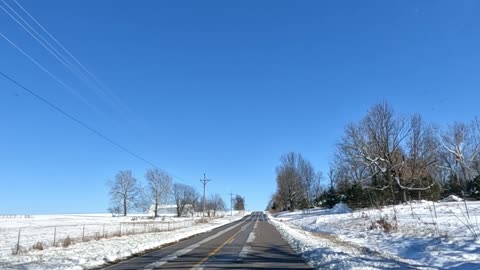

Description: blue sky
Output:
[1,1,479,214]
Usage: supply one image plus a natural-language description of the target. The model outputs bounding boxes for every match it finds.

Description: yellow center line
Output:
[191,228,243,270]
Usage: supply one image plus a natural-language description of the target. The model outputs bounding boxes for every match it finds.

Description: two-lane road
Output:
[103,212,311,269]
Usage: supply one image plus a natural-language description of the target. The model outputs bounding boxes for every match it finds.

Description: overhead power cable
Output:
[0,70,187,182]
[0,0,87,85]
[0,31,93,107]
[1,0,127,111]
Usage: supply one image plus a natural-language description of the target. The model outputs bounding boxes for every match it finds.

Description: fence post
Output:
[133,223,135,235]
[53,226,57,246]
[15,228,21,255]
[82,225,85,242]
[432,201,438,219]
[144,223,146,233]
[462,191,470,219]
[120,223,122,236]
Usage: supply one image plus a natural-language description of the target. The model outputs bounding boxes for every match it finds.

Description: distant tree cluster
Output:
[233,195,246,211]
[268,152,322,212]
[107,169,226,217]
[205,193,226,217]
[268,102,480,212]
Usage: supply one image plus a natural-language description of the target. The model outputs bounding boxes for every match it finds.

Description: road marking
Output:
[144,219,247,270]
[238,220,258,260]
[191,220,253,270]
[192,227,246,270]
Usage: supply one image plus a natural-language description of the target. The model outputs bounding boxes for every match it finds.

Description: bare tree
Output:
[207,194,225,217]
[337,102,410,203]
[311,171,323,204]
[276,165,301,210]
[327,163,337,189]
[172,183,196,217]
[439,118,480,193]
[401,115,438,200]
[108,170,141,216]
[298,157,317,207]
[274,152,307,210]
[107,205,121,217]
[191,191,201,214]
[146,169,172,217]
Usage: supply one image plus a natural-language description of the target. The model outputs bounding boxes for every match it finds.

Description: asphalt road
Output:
[103,212,312,269]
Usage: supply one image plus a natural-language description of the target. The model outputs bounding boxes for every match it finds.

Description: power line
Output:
[0,31,92,107]
[2,0,128,111]
[0,70,187,182]
[0,0,85,84]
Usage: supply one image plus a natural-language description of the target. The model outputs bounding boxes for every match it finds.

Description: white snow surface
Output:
[270,201,480,269]
[440,195,463,202]
[330,203,352,214]
[0,212,247,269]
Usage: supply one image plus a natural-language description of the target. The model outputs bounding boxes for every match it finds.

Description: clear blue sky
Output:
[1,1,479,214]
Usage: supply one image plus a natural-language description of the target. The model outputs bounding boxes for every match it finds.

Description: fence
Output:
[0,219,195,255]
[0,215,32,219]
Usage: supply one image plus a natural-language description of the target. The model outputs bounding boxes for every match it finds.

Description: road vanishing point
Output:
[102,212,312,269]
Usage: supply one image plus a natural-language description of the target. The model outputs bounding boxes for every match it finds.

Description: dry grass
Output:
[62,236,73,248]
[32,241,45,251]
[369,216,395,233]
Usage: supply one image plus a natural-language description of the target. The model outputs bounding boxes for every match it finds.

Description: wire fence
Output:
[0,219,196,255]
[0,215,32,219]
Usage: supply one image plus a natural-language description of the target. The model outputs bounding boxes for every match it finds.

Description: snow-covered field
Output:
[0,212,246,269]
[269,200,480,269]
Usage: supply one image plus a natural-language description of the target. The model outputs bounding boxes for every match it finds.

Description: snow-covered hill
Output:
[269,200,480,269]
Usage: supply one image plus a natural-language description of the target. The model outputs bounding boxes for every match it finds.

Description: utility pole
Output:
[200,173,211,223]
[229,192,234,216]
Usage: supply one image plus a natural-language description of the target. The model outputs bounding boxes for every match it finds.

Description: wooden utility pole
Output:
[200,173,211,223]
[229,192,234,216]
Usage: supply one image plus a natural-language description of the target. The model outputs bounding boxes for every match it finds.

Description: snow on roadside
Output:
[440,195,463,202]
[0,214,246,270]
[269,201,480,269]
[269,213,430,270]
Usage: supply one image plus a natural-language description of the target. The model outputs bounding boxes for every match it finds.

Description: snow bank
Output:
[440,195,463,202]
[269,213,426,269]
[330,203,352,214]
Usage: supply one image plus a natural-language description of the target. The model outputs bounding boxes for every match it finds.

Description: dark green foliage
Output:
[345,181,370,209]
[427,181,442,201]
[442,174,464,198]
[234,195,245,210]
[467,175,480,199]
[298,198,310,210]
[316,187,341,208]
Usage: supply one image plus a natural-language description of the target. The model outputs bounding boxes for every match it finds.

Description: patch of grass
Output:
[32,241,45,251]
[62,236,73,248]
[369,216,395,233]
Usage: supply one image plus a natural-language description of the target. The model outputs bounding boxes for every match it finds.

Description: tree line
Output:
[107,169,245,217]
[269,102,480,212]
